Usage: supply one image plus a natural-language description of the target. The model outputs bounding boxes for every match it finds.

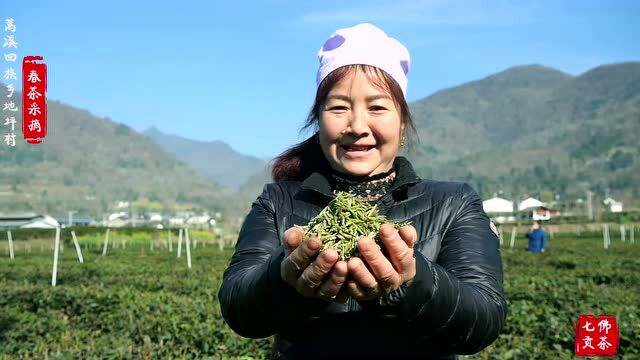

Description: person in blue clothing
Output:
[525,221,547,253]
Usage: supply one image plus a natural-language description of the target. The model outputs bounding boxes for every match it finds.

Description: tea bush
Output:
[0,232,638,359]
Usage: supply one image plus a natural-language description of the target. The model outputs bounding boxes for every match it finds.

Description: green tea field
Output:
[1,230,639,359]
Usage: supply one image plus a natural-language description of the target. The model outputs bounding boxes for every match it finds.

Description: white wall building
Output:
[604,197,623,213]
[482,197,514,213]
[518,198,544,211]
[0,213,60,229]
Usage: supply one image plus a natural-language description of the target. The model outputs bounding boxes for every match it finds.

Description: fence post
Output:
[7,230,14,260]
[102,228,110,256]
[71,231,84,264]
[185,228,192,269]
[177,228,183,258]
[510,227,517,249]
[52,227,61,286]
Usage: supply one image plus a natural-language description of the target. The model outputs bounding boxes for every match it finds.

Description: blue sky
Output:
[3,0,639,159]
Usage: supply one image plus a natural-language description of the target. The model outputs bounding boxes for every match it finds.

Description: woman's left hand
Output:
[345,224,417,301]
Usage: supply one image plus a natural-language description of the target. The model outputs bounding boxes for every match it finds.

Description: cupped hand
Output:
[345,224,417,301]
[280,226,349,302]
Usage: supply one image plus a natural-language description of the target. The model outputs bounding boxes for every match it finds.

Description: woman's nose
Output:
[346,108,369,136]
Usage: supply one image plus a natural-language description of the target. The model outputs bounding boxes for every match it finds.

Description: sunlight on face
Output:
[319,67,404,177]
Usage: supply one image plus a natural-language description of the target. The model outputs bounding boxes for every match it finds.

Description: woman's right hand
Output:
[280,227,348,302]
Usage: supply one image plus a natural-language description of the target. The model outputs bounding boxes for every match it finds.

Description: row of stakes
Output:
[3,228,207,286]
[494,224,636,250]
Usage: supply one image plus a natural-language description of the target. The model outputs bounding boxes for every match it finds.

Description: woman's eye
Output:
[329,106,348,111]
[370,106,387,112]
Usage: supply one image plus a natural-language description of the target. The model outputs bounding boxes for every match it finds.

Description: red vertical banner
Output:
[22,56,47,144]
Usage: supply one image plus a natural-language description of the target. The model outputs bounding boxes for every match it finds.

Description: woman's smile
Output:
[341,143,376,158]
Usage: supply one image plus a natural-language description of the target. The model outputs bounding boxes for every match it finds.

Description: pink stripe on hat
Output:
[316,23,411,97]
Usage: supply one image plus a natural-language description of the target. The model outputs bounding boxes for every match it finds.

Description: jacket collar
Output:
[297,156,421,201]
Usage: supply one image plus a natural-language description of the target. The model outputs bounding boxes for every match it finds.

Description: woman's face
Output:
[319,68,404,177]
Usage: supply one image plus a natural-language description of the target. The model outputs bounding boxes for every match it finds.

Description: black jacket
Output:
[219,157,507,359]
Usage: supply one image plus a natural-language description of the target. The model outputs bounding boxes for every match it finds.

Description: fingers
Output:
[281,237,322,286]
[290,237,322,271]
[296,248,339,296]
[379,224,416,280]
[346,256,383,300]
[316,260,348,300]
[357,236,399,291]
[398,224,417,247]
[284,227,305,255]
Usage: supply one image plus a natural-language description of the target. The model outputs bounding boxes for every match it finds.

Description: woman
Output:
[219,23,507,360]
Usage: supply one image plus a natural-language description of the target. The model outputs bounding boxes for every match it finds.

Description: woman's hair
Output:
[271,64,417,182]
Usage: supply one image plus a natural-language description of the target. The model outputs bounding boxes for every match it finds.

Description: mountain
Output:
[405,62,640,201]
[142,127,265,189]
[237,162,274,201]
[239,63,640,203]
[2,62,637,217]
[0,85,242,217]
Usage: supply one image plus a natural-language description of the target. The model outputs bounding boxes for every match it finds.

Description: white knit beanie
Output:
[316,23,411,98]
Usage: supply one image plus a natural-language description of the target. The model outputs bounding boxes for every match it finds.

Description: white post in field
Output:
[177,228,183,258]
[185,228,192,269]
[549,226,555,239]
[603,225,607,249]
[7,230,14,260]
[52,227,61,286]
[71,231,84,264]
[620,225,625,242]
[509,227,517,249]
[168,230,173,252]
[630,226,635,244]
[102,228,110,256]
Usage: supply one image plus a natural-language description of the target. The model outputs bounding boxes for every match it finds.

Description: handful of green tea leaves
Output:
[295,192,410,261]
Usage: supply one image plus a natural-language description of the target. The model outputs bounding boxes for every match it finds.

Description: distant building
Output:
[169,217,185,227]
[482,197,514,213]
[55,217,96,227]
[106,212,130,228]
[116,201,130,209]
[518,197,544,211]
[519,206,561,221]
[187,215,212,229]
[604,197,623,213]
[482,197,515,224]
[0,212,60,229]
